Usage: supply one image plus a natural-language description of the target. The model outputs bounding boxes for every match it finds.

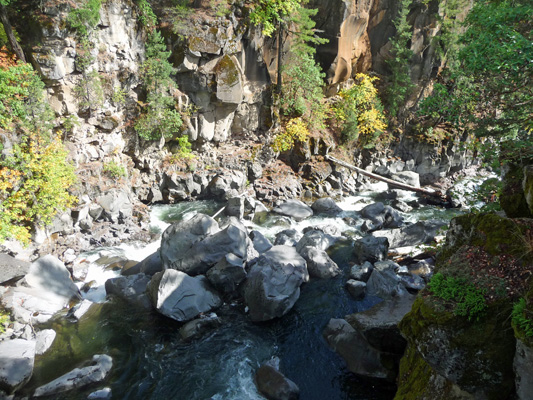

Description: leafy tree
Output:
[386,0,415,117]
[249,0,327,132]
[419,0,532,145]
[0,60,76,243]
[134,4,185,143]
[332,74,388,148]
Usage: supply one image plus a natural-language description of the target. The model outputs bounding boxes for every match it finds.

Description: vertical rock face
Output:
[311,0,448,97]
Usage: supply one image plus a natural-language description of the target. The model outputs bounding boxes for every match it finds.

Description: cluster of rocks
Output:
[0,191,447,398]
[0,255,113,398]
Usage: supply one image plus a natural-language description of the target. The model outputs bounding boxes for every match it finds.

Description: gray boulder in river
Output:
[148,269,222,322]
[244,246,308,322]
[2,255,81,324]
[160,213,219,270]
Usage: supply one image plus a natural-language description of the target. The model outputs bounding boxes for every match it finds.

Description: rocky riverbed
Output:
[0,173,477,399]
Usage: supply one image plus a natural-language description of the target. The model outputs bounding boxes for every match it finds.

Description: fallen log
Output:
[325,155,447,200]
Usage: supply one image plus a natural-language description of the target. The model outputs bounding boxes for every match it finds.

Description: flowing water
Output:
[22,183,487,399]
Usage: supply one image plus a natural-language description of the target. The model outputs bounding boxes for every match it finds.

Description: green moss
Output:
[215,55,239,87]
[438,212,532,264]
[512,283,533,347]
[398,295,515,399]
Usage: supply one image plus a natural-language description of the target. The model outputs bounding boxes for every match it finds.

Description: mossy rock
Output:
[395,344,474,400]
[438,212,533,266]
[397,295,516,399]
[500,163,532,218]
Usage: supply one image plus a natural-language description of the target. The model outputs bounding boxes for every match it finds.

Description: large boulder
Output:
[33,354,113,397]
[349,261,373,282]
[250,230,273,254]
[2,255,81,324]
[299,247,341,279]
[175,223,248,275]
[255,358,299,400]
[160,213,219,270]
[274,229,302,246]
[244,246,308,322]
[148,270,222,322]
[272,199,313,221]
[0,339,36,394]
[353,236,389,264]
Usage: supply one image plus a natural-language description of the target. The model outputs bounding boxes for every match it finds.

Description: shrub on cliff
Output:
[0,59,76,243]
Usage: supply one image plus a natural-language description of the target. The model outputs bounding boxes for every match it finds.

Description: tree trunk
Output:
[325,155,447,200]
[0,4,26,63]
[276,20,283,96]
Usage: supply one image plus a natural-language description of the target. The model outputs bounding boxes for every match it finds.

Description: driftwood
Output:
[325,155,446,200]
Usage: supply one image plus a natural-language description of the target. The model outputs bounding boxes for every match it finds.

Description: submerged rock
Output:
[179,313,222,341]
[148,269,222,322]
[0,339,36,394]
[244,246,308,322]
[33,354,113,397]
[255,358,299,400]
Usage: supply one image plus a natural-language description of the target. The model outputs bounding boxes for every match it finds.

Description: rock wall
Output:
[311,0,448,100]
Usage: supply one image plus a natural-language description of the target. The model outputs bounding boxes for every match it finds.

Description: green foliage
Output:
[136,0,157,28]
[0,62,76,244]
[249,0,328,133]
[512,297,533,338]
[67,0,102,38]
[249,0,301,37]
[111,86,128,107]
[272,117,309,152]
[136,28,184,140]
[281,51,326,130]
[420,0,532,141]
[332,73,388,148]
[103,160,127,179]
[429,272,487,321]
[386,0,415,117]
[0,308,9,333]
